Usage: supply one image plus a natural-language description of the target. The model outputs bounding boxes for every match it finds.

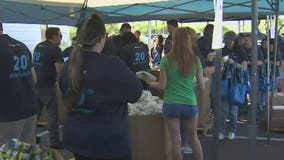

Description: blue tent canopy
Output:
[0,0,283,25]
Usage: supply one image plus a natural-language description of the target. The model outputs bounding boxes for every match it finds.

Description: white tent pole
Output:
[212,1,223,159]
[40,24,48,41]
[148,21,152,49]
[243,20,245,32]
[238,20,241,33]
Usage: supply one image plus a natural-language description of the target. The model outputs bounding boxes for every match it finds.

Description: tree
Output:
[69,26,77,40]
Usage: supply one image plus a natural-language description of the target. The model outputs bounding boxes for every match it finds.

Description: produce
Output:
[128,91,163,116]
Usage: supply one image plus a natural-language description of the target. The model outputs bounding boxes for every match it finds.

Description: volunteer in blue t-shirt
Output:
[119,32,151,90]
[62,36,76,61]
[150,35,164,67]
[33,27,63,149]
[59,13,142,160]
[0,23,37,144]
[242,33,264,71]
[145,28,205,160]
[112,23,131,57]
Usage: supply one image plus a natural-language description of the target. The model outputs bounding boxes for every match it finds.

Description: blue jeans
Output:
[259,91,267,106]
[220,101,239,134]
[274,76,280,93]
[258,76,280,108]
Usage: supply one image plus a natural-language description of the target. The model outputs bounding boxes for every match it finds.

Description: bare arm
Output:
[148,52,153,64]
[55,62,63,89]
[31,67,37,85]
[241,61,248,70]
[54,62,63,75]
[196,69,205,94]
[149,70,167,90]
[203,66,215,77]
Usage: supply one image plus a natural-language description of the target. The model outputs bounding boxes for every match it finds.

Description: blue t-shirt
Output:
[245,46,264,62]
[164,34,172,55]
[33,40,63,88]
[151,47,163,67]
[245,46,264,73]
[62,46,73,61]
[101,37,118,57]
[262,47,281,77]
[194,47,206,69]
[0,34,37,122]
[120,42,151,90]
[198,36,213,59]
[119,42,150,73]
[59,52,142,158]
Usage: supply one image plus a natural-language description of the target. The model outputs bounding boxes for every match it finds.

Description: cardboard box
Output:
[197,76,212,128]
[272,93,284,106]
[150,70,164,99]
[129,114,171,160]
[279,78,284,92]
[271,106,284,131]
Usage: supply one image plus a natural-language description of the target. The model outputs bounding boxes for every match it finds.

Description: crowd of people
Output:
[0,12,284,160]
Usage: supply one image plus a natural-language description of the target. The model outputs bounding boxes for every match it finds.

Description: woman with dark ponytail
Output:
[59,13,143,160]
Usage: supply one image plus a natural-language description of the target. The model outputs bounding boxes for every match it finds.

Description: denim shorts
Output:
[162,104,198,119]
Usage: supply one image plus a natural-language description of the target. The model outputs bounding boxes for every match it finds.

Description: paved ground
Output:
[192,113,284,160]
[36,114,284,160]
[196,135,284,160]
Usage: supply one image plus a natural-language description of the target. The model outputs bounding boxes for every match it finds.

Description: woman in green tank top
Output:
[147,27,205,160]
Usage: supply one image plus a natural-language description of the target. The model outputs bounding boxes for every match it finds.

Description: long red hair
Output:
[167,27,198,76]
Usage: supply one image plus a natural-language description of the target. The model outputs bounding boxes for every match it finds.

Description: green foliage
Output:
[105,21,167,36]
[181,23,205,34]
[70,17,284,40]
[106,23,120,36]
[248,17,284,35]
[130,21,148,34]
[279,18,284,34]
[69,26,77,40]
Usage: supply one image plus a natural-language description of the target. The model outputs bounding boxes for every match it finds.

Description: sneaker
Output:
[218,133,224,140]
[182,145,193,154]
[228,132,235,140]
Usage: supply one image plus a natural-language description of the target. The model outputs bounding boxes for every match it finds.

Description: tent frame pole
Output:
[248,0,258,160]
[269,0,280,141]
[77,0,88,26]
[266,15,271,145]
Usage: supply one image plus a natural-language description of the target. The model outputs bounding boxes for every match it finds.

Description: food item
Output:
[128,91,163,116]
[136,71,157,83]
[0,139,53,160]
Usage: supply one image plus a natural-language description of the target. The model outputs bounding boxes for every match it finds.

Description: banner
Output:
[212,0,224,49]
